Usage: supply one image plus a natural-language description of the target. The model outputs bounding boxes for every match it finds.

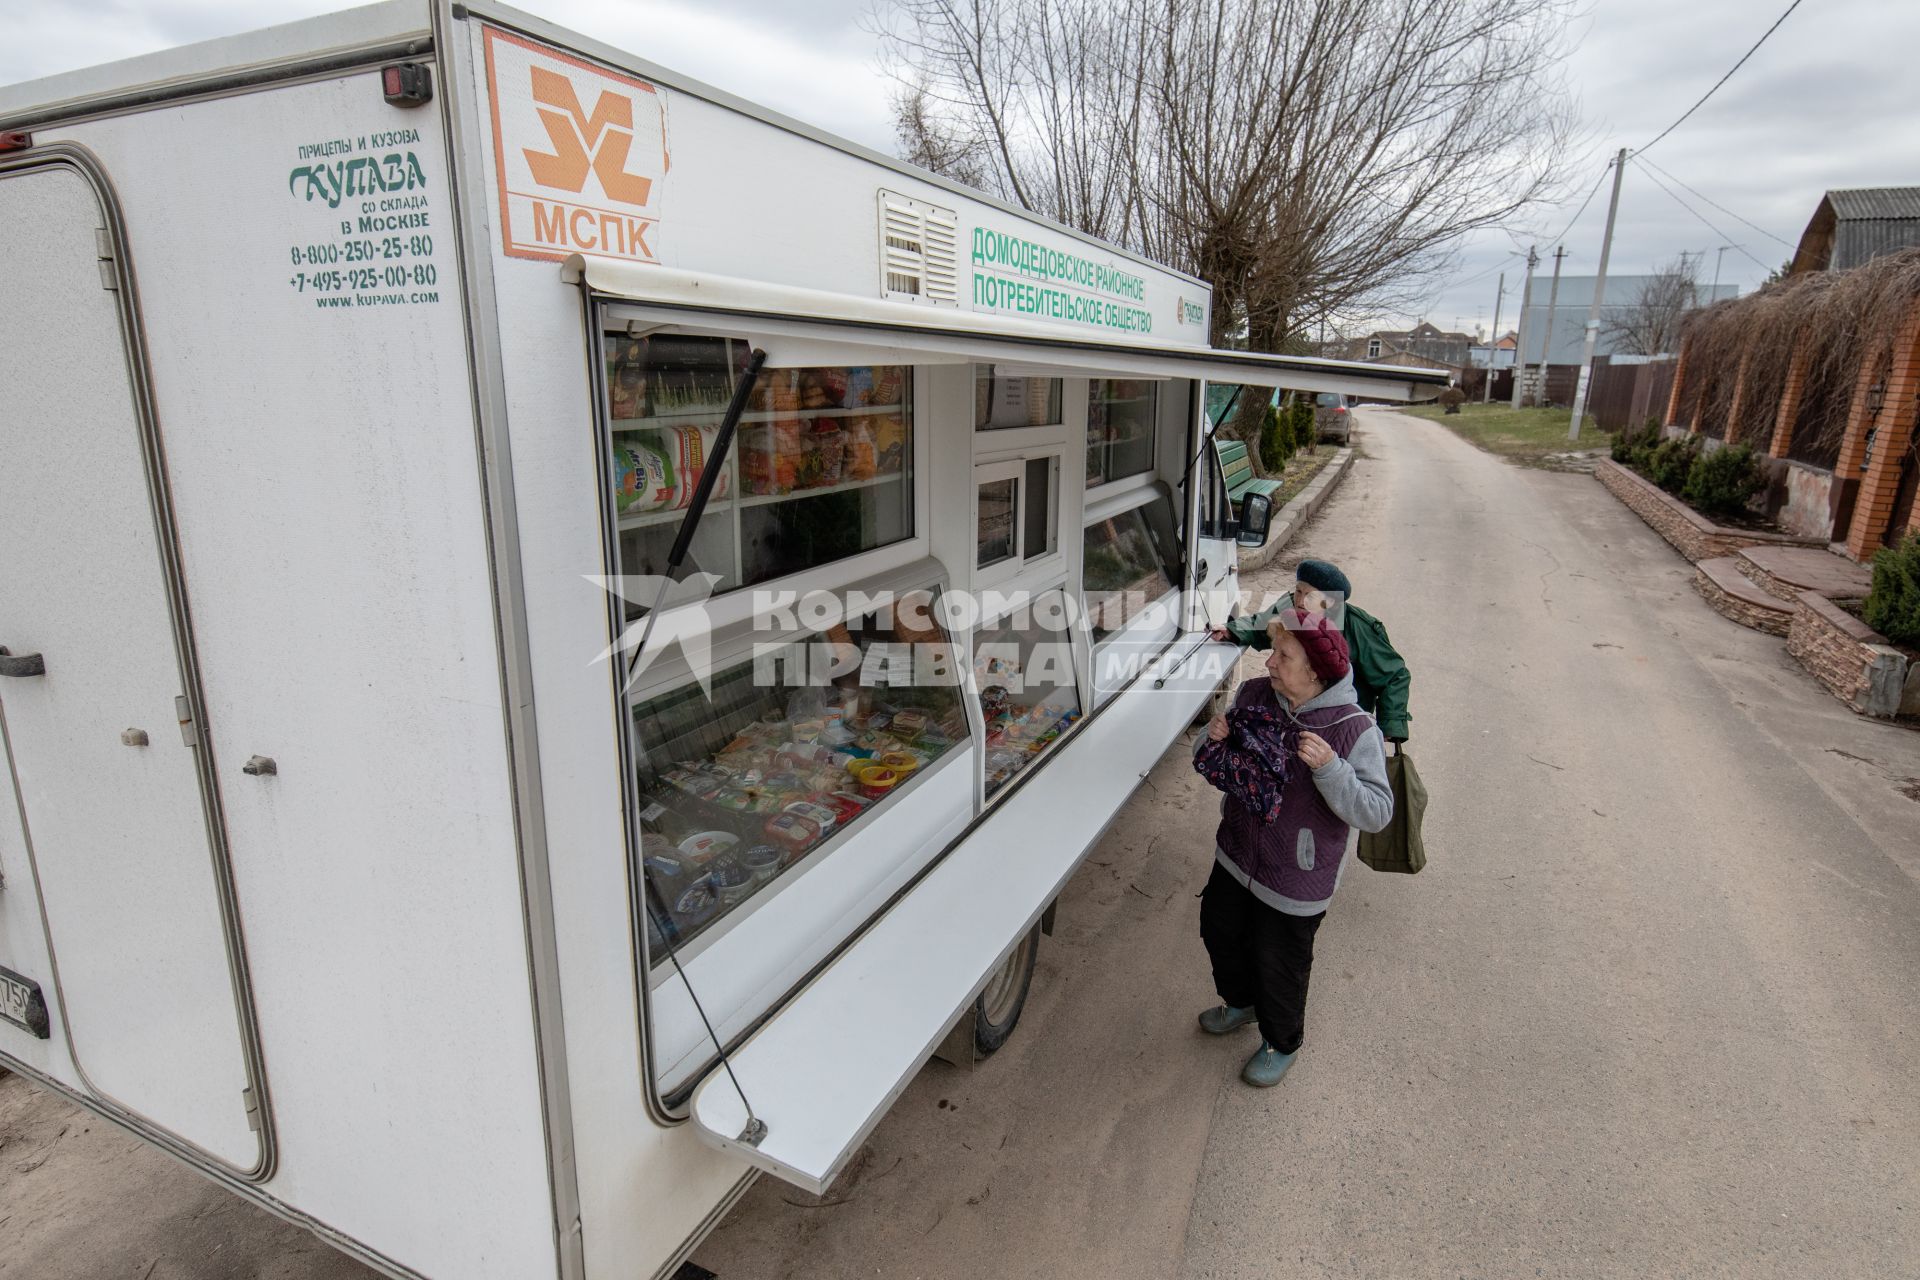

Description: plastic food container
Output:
[741,844,785,884]
[672,883,718,929]
[678,830,739,866]
[709,859,754,907]
[855,765,900,799]
[764,811,820,852]
[782,800,839,836]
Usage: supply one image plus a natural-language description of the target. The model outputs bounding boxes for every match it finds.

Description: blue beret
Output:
[1294,559,1352,600]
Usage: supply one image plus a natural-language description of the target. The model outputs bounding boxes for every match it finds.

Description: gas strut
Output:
[624,346,768,685]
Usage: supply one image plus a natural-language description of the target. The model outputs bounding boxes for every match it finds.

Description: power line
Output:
[1629,157,1777,274]
[1634,154,1795,249]
[1541,163,1611,249]
[1637,0,1807,155]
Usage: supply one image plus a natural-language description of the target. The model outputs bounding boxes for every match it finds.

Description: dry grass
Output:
[1677,247,1920,460]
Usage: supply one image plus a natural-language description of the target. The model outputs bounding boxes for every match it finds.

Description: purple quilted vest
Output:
[1214,677,1374,906]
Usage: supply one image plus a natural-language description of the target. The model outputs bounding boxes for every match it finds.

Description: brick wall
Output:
[1786,591,1912,717]
[1595,459,1826,564]
[1693,569,1792,636]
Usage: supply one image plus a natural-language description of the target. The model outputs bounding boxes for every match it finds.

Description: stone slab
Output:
[1735,545,1872,602]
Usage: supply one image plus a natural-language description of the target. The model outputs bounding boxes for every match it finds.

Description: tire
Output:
[972,924,1041,1057]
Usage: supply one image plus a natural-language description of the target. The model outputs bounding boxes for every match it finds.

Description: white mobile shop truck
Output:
[0,5,1444,1277]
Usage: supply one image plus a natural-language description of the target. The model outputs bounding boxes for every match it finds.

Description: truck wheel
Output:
[973,925,1040,1057]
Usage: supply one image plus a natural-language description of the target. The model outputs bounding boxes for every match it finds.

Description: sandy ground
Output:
[4,408,1919,1278]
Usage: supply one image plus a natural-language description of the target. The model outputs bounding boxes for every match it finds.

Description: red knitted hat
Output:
[1276,607,1351,684]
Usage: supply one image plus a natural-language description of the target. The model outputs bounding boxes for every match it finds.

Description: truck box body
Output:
[0,6,1442,1276]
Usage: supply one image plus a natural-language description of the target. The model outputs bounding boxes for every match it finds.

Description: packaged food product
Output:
[843,419,879,481]
[709,859,754,907]
[845,366,877,406]
[782,800,839,836]
[612,434,674,514]
[870,414,908,472]
[822,792,868,825]
[741,844,786,883]
[678,830,739,866]
[797,426,845,488]
[875,749,924,776]
[890,709,928,741]
[640,831,675,858]
[854,765,900,799]
[871,367,904,407]
[642,852,690,887]
[764,811,821,852]
[672,883,718,929]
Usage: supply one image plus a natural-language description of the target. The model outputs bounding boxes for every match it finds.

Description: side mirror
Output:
[1237,492,1273,547]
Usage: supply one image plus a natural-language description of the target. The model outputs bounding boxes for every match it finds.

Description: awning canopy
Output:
[564,257,1449,402]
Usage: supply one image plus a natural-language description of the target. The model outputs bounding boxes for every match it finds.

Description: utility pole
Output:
[1711,245,1729,303]
[1510,246,1538,408]
[1569,147,1628,441]
[1483,273,1506,403]
[1534,246,1565,408]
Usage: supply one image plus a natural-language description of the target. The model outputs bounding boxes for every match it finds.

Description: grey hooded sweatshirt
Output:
[1197,669,1393,916]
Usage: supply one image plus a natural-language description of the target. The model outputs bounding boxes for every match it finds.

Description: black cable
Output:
[1636,0,1808,155]
[1634,154,1796,250]
[1631,157,1776,273]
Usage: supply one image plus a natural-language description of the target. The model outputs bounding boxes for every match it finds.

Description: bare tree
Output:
[1602,256,1699,356]
[872,0,1584,357]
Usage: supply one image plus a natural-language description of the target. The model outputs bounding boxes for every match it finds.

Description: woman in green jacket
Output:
[1213,559,1412,742]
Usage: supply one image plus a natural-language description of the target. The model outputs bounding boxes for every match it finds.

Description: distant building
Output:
[1468,331,1520,370]
[1514,275,1739,366]
[1790,187,1920,274]
[1329,321,1474,370]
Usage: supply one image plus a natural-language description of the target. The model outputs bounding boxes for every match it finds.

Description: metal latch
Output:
[242,1086,261,1132]
[175,695,199,747]
[96,227,116,292]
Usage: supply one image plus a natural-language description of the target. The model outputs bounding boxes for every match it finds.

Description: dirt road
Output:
[5,408,1918,1278]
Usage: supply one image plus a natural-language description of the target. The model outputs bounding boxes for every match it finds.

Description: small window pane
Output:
[633,590,970,960]
[1083,496,1180,639]
[978,477,1018,567]
[1023,456,1056,558]
[605,335,914,609]
[975,370,1062,429]
[976,590,1082,799]
[1087,379,1158,485]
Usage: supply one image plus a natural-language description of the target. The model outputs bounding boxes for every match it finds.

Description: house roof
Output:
[1791,186,1920,274]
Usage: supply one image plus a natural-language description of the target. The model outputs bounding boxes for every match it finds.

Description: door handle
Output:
[0,647,46,678]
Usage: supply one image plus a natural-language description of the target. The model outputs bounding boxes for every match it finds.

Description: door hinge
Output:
[242,1086,262,1131]
[96,227,117,291]
[175,695,200,747]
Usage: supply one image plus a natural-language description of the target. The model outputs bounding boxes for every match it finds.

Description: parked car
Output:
[1314,391,1354,443]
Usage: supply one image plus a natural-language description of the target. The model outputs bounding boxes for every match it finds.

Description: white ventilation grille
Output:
[878,190,959,307]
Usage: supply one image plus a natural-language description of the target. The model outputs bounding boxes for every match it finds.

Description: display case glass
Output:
[974,369,1063,429]
[974,589,1082,798]
[606,334,914,604]
[1082,493,1180,640]
[1086,379,1159,485]
[634,590,970,961]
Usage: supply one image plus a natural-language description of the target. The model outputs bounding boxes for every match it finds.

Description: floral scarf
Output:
[1193,694,1298,824]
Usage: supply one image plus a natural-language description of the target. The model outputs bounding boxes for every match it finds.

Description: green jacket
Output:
[1225,597,1412,741]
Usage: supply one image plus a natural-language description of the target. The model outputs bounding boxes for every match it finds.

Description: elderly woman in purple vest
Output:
[1193,608,1393,1087]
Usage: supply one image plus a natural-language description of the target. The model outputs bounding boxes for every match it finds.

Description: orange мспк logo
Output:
[524,65,654,206]
[485,26,670,264]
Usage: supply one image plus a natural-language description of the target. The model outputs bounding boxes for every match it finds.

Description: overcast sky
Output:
[9,0,1918,338]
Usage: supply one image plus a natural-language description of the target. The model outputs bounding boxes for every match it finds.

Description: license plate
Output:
[0,964,50,1039]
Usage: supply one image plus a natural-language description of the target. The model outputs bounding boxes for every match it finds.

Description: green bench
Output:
[1215,439,1283,513]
